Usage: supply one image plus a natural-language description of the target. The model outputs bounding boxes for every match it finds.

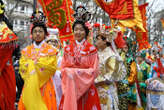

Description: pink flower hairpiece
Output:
[85,22,92,30]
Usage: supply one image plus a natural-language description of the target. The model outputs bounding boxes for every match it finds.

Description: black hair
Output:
[31,22,48,36]
[72,20,89,39]
[96,34,111,46]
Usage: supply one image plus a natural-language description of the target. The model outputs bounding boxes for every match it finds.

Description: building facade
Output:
[4,0,41,48]
[5,0,33,34]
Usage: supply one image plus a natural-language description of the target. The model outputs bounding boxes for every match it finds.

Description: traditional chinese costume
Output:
[95,44,126,110]
[0,21,17,110]
[128,60,150,110]
[59,39,101,110]
[18,41,58,110]
[117,51,130,110]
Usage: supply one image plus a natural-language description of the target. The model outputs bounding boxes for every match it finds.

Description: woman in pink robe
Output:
[59,20,101,110]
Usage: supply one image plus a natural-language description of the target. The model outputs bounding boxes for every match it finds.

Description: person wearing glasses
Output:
[18,11,58,110]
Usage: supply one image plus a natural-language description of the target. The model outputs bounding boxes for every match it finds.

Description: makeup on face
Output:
[74,24,86,42]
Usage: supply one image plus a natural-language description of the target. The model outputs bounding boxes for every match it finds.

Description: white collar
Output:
[33,40,45,49]
[75,39,86,45]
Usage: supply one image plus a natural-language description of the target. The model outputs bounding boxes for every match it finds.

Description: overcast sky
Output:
[147,0,164,12]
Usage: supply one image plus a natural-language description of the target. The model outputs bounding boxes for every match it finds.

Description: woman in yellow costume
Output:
[18,11,58,110]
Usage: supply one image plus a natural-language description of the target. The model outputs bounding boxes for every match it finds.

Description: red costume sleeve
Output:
[0,45,14,72]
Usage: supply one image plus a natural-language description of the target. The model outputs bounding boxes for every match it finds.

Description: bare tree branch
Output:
[91,5,98,22]
[7,0,19,16]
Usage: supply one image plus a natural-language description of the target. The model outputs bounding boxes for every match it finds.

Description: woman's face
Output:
[74,24,86,42]
[95,35,106,50]
[32,26,45,43]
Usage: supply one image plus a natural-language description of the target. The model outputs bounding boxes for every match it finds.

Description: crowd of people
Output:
[0,1,164,110]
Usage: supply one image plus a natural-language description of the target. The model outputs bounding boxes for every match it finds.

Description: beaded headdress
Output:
[95,24,117,43]
[73,5,91,23]
[30,11,46,25]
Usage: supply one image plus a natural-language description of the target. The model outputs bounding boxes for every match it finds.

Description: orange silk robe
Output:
[18,42,58,110]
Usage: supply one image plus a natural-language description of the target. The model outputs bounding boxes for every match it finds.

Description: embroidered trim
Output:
[22,43,57,59]
[64,40,97,56]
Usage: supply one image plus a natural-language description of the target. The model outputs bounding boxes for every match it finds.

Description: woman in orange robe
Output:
[18,11,58,110]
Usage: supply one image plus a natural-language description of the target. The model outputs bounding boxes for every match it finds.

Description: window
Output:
[14,20,18,25]
[20,5,25,11]
[20,21,24,25]
[26,21,29,25]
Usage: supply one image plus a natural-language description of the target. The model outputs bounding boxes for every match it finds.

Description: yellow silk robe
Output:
[18,41,58,110]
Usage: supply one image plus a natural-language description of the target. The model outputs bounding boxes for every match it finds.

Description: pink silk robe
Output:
[59,40,101,110]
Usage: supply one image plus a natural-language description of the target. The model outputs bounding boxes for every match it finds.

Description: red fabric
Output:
[64,40,97,56]
[95,0,134,19]
[59,84,101,110]
[154,58,164,77]
[85,22,92,30]
[0,45,16,110]
[0,24,18,44]
[60,36,74,44]
[37,0,74,41]
[114,31,126,48]
[136,3,151,50]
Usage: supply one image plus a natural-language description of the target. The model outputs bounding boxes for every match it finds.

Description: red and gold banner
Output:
[0,22,18,44]
[95,0,134,19]
[136,3,151,50]
[111,0,145,32]
[37,0,74,41]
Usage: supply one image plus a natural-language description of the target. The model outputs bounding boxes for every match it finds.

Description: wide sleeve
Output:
[104,57,127,81]
[35,55,57,87]
[61,52,99,98]
[61,52,99,110]
[19,54,57,87]
[19,55,33,80]
[19,54,58,110]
